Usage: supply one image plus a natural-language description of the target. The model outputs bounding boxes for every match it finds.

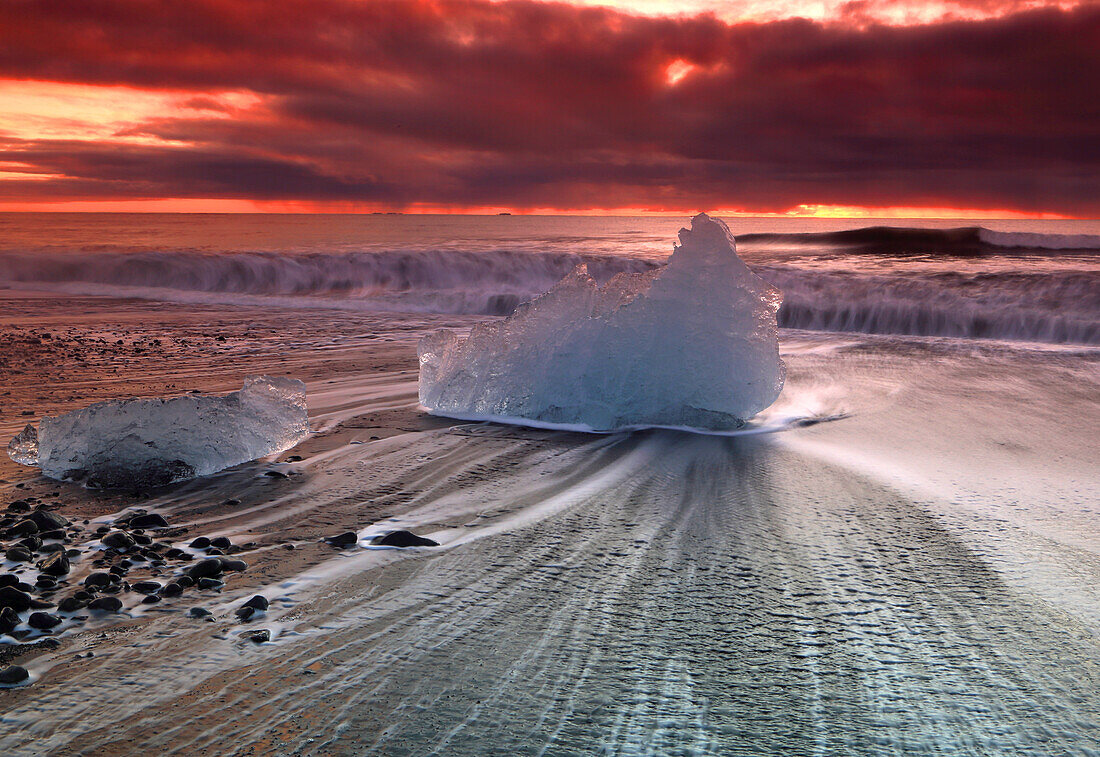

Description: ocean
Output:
[1,212,1098,343]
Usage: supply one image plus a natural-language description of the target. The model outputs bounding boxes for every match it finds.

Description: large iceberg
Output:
[8,376,309,488]
[418,213,785,432]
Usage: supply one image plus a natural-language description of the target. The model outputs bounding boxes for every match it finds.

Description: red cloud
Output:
[0,0,1097,213]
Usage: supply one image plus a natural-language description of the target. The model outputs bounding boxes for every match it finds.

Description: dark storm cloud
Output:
[0,0,1097,212]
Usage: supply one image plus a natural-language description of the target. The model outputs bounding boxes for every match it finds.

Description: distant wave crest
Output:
[1,230,1097,344]
[741,225,1100,254]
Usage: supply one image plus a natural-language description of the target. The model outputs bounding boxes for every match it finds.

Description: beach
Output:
[2,286,1098,754]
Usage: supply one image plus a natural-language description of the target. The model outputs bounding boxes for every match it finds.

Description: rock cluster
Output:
[1,500,255,660]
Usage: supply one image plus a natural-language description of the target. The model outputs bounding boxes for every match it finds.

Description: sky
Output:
[0,0,1097,216]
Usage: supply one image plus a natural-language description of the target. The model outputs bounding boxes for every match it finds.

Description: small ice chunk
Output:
[8,376,308,488]
[419,213,785,432]
[7,424,38,466]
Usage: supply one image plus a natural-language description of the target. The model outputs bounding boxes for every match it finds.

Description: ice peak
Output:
[418,214,785,433]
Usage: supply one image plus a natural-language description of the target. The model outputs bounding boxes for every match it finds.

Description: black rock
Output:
[132,581,161,595]
[109,565,128,576]
[128,513,168,529]
[27,510,68,531]
[189,537,211,549]
[0,575,17,588]
[133,534,153,546]
[38,551,70,576]
[87,596,123,612]
[5,547,32,563]
[165,548,185,559]
[235,606,256,622]
[0,607,19,635]
[28,611,62,630]
[0,586,35,612]
[84,572,112,588]
[371,530,440,548]
[196,578,223,590]
[223,499,241,507]
[176,575,194,588]
[101,531,135,550]
[161,582,183,597]
[17,536,42,551]
[242,595,269,611]
[39,529,66,541]
[57,596,87,612]
[35,576,56,588]
[327,532,359,548]
[7,501,30,512]
[210,536,232,550]
[140,594,161,604]
[246,629,270,643]
[185,558,224,580]
[39,542,66,553]
[0,665,29,685]
[8,519,38,538]
[219,558,247,573]
[188,607,211,617]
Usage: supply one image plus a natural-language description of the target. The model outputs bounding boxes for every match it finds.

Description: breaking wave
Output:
[0,247,657,316]
[1,226,1097,344]
[765,268,1099,345]
[740,226,1100,255]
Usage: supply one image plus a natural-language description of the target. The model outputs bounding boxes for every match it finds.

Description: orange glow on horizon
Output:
[0,198,1080,220]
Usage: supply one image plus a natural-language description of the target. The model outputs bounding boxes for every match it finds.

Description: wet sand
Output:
[1,292,1098,755]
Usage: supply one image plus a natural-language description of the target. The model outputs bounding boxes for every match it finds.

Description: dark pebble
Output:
[196,578,223,590]
[371,530,440,548]
[38,551,70,577]
[0,586,36,612]
[27,510,68,530]
[247,629,270,643]
[210,536,232,550]
[0,575,17,588]
[128,513,168,529]
[88,596,123,612]
[235,606,256,622]
[185,558,224,579]
[161,582,183,597]
[28,611,62,630]
[8,520,38,538]
[101,531,135,550]
[0,665,29,685]
[219,558,247,572]
[141,594,161,604]
[5,547,32,563]
[132,581,161,595]
[189,537,211,549]
[17,536,42,551]
[0,607,19,635]
[58,596,88,612]
[242,595,269,611]
[188,607,211,618]
[327,532,359,548]
[84,572,112,588]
